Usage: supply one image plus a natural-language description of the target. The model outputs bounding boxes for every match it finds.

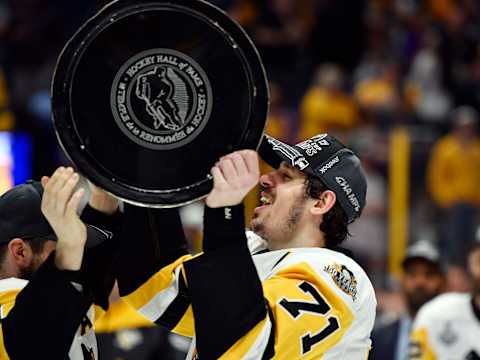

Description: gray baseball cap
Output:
[402,240,442,270]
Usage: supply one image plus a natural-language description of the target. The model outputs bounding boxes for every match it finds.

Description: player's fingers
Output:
[42,167,66,213]
[44,167,64,194]
[228,152,248,177]
[41,176,50,188]
[242,150,260,177]
[40,176,51,214]
[218,158,237,181]
[51,167,74,200]
[211,166,227,188]
[56,171,80,215]
[66,188,85,216]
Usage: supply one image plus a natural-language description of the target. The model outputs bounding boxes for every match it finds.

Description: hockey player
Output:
[114,134,377,359]
[0,168,120,359]
[410,242,480,359]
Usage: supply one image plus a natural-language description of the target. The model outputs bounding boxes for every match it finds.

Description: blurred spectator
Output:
[426,106,480,269]
[299,64,359,140]
[370,241,445,360]
[409,241,480,359]
[354,56,402,124]
[404,27,452,124]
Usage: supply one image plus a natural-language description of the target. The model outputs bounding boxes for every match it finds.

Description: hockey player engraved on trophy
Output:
[111,49,213,150]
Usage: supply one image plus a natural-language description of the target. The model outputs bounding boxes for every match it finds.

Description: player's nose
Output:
[259,172,275,188]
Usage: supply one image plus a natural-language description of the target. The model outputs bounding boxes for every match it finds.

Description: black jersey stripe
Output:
[154,273,190,330]
[262,302,276,360]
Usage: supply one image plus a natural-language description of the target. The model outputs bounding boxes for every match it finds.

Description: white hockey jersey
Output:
[410,293,480,360]
[122,231,377,359]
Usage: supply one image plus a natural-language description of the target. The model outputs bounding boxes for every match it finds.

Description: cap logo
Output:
[335,176,361,212]
[318,156,339,174]
[268,138,309,170]
[296,134,330,156]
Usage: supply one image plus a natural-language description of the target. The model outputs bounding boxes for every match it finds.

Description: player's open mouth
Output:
[260,195,271,205]
[255,192,273,213]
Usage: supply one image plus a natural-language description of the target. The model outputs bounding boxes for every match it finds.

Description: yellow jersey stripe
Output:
[123,254,192,310]
[94,300,153,333]
[171,304,195,337]
[410,327,437,360]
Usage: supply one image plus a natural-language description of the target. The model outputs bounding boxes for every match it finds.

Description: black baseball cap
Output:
[259,134,367,223]
[0,180,111,245]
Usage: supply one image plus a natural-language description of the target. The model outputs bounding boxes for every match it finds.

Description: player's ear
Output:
[310,190,336,217]
[8,238,34,268]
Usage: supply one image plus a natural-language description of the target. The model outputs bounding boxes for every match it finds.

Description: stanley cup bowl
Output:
[51,0,269,207]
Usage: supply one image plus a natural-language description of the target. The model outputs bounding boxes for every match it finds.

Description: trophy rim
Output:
[51,0,270,207]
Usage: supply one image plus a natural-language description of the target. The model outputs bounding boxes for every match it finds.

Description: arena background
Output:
[1,0,479,358]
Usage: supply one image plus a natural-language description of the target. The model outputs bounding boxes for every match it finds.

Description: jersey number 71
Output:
[279,281,340,354]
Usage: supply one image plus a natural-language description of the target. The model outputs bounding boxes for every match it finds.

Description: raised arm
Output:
[183,150,267,359]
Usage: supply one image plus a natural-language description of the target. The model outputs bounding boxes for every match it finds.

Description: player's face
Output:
[250,162,310,249]
[402,259,445,315]
[467,247,480,294]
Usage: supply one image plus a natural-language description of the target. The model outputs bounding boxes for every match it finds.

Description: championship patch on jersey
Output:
[438,321,458,346]
[323,263,358,301]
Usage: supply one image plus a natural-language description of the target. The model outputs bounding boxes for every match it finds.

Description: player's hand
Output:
[88,181,119,215]
[41,167,87,270]
[206,150,260,208]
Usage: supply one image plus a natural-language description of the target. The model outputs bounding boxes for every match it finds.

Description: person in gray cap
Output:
[370,241,445,360]
[100,133,377,359]
[410,241,480,359]
[0,167,120,360]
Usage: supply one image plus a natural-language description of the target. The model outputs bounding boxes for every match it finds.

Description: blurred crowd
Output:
[2,0,480,358]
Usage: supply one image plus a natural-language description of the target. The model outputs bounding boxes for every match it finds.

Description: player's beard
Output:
[285,197,305,234]
[19,253,44,280]
[253,194,307,246]
[405,288,438,315]
[19,262,37,280]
